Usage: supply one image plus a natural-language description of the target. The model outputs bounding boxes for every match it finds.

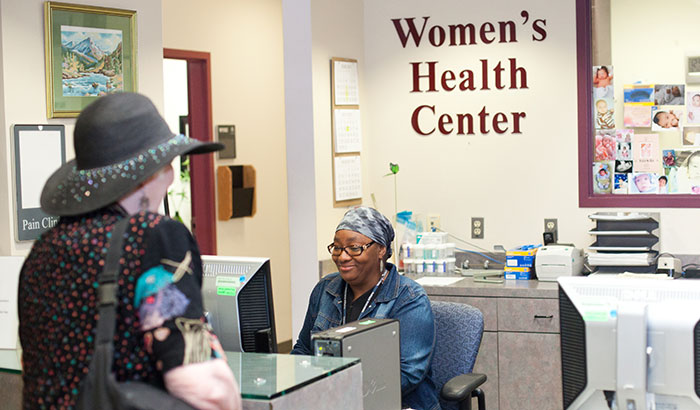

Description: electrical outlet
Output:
[544,218,558,232]
[471,217,484,239]
[427,214,441,231]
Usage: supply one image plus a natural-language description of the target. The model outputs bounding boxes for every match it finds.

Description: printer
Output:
[535,245,583,281]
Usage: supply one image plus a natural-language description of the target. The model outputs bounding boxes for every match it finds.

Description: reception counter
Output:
[0,352,362,410]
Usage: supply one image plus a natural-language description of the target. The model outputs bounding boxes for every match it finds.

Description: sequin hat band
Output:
[40,93,223,216]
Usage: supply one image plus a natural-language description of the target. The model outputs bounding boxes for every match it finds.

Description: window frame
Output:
[576,0,698,207]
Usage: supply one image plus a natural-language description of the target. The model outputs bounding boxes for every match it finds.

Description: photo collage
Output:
[592,65,700,194]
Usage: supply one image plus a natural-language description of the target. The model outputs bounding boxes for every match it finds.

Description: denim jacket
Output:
[291,263,440,410]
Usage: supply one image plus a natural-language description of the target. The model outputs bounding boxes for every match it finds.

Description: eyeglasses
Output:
[327,241,375,257]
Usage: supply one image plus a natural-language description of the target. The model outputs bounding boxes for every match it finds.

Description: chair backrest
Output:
[430,301,484,410]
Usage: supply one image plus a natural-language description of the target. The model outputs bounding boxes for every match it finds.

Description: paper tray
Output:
[588,212,653,221]
[588,246,650,251]
[587,230,651,236]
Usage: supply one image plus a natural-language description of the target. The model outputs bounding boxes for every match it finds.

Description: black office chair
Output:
[431,301,487,410]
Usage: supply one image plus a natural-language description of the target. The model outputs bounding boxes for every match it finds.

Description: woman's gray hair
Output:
[336,207,395,258]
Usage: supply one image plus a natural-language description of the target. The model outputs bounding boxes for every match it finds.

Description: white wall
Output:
[163,0,292,343]
[283,0,319,340]
[0,0,164,256]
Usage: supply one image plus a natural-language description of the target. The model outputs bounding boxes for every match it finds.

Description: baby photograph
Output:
[594,98,615,129]
[654,84,685,105]
[687,91,700,124]
[662,149,676,168]
[670,150,700,194]
[629,172,658,194]
[615,129,633,143]
[682,127,700,146]
[593,162,613,194]
[651,106,682,131]
[613,173,628,194]
[617,141,632,160]
[593,65,613,99]
[615,160,633,173]
[594,131,616,161]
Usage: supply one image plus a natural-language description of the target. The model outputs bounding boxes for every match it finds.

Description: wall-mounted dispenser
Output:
[217,165,255,219]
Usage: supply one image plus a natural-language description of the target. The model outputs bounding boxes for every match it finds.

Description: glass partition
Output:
[225,352,359,399]
[578,0,700,207]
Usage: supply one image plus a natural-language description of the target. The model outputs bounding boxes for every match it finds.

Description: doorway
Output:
[163,49,217,255]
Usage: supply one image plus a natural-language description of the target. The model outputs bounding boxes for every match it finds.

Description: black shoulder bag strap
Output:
[76,217,131,410]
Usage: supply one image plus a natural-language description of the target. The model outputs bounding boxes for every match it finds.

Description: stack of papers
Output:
[415,276,464,286]
[586,252,655,266]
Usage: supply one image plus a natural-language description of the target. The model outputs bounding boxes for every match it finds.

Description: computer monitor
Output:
[201,255,277,353]
[558,276,700,410]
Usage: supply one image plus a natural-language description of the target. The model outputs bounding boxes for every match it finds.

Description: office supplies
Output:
[559,276,700,409]
[312,318,401,410]
[535,245,583,281]
[656,256,682,277]
[587,212,659,274]
[473,270,504,283]
[201,256,277,353]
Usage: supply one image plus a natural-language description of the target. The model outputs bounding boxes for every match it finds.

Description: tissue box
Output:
[504,266,534,280]
[505,246,539,268]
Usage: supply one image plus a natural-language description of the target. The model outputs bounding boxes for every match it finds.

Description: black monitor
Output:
[201,255,277,353]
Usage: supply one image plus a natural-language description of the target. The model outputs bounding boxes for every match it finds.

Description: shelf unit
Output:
[587,212,660,274]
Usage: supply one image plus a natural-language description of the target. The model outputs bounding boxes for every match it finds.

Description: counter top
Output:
[412,275,559,299]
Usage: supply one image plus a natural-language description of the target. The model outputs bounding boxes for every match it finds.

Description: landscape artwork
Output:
[61,26,123,97]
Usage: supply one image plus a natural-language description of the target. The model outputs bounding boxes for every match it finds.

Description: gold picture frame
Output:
[44,2,137,118]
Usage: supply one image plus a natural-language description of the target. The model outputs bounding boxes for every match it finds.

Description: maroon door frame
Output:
[163,48,218,254]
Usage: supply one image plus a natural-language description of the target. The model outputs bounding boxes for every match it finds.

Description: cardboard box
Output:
[505,245,540,268]
[504,266,534,280]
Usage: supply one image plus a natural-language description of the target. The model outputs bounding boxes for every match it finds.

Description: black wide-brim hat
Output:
[41,92,223,216]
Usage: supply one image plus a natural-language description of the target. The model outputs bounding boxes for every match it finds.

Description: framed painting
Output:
[44,2,137,118]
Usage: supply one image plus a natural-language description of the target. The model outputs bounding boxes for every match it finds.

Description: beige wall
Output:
[0,0,164,256]
[162,0,292,343]
[311,0,367,256]
[305,0,700,259]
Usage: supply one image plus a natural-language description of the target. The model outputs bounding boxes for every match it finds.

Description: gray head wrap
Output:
[336,207,395,258]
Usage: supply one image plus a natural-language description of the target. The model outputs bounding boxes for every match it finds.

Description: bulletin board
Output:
[331,57,362,207]
[13,125,65,241]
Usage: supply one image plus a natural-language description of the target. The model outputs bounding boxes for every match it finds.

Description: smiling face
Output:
[332,230,386,293]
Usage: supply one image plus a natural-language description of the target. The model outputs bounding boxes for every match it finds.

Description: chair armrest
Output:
[440,373,487,403]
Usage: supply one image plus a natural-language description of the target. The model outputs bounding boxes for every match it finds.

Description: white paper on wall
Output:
[0,257,25,350]
[19,130,62,209]
[333,60,360,106]
[334,108,362,153]
[334,155,362,201]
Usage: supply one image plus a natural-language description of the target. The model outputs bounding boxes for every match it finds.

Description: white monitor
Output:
[201,255,277,353]
[558,276,700,410]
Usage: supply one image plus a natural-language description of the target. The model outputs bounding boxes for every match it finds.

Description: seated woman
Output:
[291,207,439,410]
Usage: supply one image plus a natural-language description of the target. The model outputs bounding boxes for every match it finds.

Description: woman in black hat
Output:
[18,93,241,410]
